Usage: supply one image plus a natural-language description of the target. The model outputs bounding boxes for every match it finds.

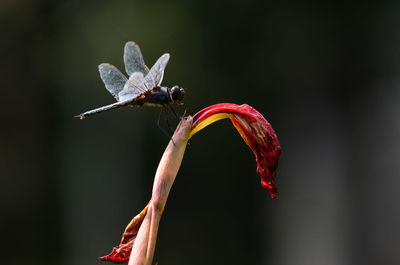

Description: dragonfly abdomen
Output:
[75,100,131,119]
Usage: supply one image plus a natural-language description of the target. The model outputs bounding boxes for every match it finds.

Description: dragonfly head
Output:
[170,86,185,105]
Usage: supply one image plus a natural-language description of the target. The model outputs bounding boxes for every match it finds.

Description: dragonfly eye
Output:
[171,86,185,103]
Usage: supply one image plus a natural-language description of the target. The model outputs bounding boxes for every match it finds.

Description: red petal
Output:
[192,103,244,124]
[99,243,133,264]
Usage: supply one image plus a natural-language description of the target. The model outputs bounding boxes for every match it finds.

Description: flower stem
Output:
[128,117,192,265]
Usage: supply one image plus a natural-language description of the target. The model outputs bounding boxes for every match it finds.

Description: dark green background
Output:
[2,1,400,264]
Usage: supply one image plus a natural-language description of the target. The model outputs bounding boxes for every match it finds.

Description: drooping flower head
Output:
[190,103,281,198]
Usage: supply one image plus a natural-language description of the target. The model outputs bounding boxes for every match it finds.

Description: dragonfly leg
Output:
[164,106,175,134]
[169,105,180,119]
[157,107,176,145]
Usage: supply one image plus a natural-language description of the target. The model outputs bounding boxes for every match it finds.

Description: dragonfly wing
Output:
[98,63,128,101]
[124,41,150,76]
[118,72,147,102]
[144,53,170,90]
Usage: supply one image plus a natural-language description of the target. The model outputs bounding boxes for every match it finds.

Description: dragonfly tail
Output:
[75,101,129,119]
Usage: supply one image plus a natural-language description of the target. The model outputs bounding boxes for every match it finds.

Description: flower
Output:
[100,103,281,264]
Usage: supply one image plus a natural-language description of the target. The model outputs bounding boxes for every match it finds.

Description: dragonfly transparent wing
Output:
[144,53,170,90]
[124,41,149,76]
[98,63,128,101]
[118,72,147,102]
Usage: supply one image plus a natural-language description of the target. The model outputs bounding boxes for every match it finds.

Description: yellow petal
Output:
[189,113,232,138]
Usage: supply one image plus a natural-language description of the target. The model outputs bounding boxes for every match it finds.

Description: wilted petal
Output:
[99,203,150,263]
[191,103,281,198]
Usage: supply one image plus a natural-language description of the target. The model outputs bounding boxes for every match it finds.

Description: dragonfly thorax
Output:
[139,86,170,107]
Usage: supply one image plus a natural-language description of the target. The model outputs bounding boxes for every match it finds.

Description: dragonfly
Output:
[75,41,185,120]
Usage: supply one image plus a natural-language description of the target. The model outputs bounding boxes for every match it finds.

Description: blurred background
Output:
[1,0,400,264]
